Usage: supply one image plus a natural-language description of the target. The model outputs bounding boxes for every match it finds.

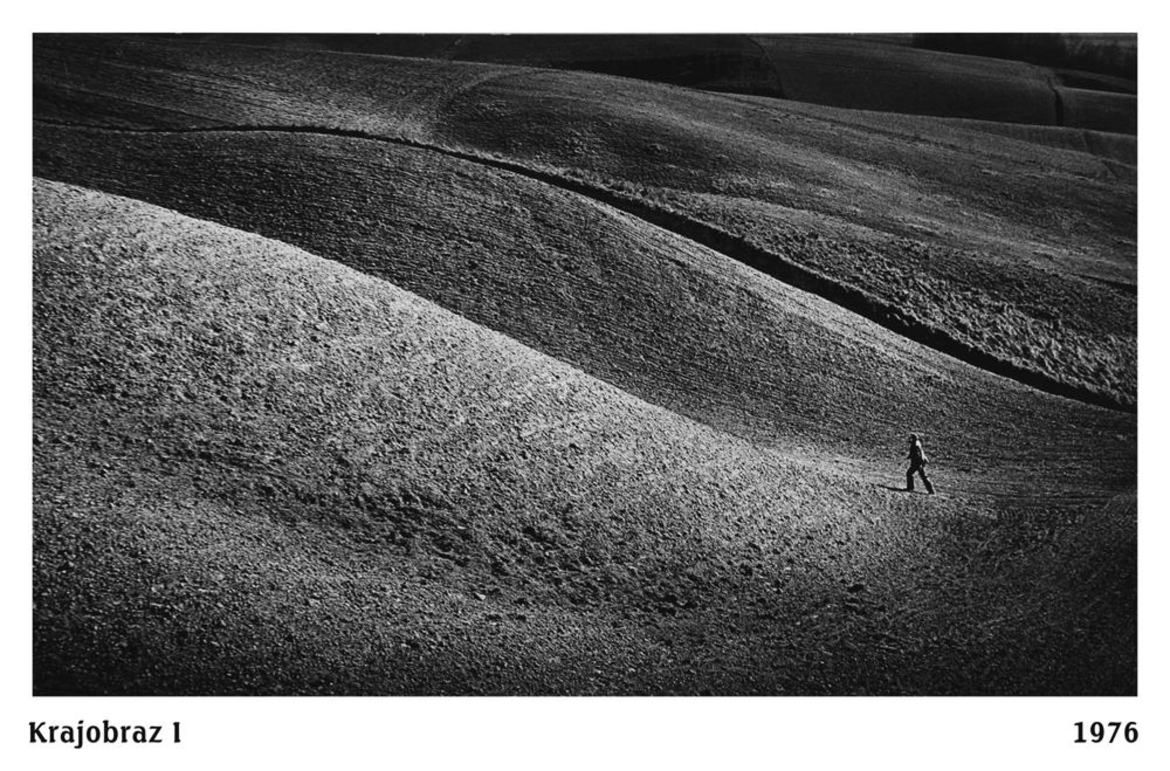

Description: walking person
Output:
[905,433,935,494]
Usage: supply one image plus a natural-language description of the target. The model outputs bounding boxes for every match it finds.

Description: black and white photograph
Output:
[12,1,1166,768]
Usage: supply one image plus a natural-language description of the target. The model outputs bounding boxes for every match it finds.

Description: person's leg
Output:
[906,466,915,491]
[918,467,934,494]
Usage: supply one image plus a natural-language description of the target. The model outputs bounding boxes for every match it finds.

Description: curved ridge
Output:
[34,117,1134,413]
[33,177,1137,696]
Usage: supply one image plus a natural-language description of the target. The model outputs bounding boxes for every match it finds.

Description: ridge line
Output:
[33,117,1134,413]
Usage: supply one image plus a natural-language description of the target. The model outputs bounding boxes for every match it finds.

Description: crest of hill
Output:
[33,176,878,592]
[31,178,854,691]
[183,33,1135,132]
[34,126,1135,482]
[33,179,1134,695]
[33,35,1135,407]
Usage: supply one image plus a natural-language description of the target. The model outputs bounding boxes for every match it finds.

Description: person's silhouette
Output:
[906,433,934,494]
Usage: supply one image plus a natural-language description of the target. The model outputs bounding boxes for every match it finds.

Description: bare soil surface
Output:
[33,124,1133,471]
[34,34,1136,407]
[179,33,1136,132]
[31,35,1136,695]
[34,181,1134,695]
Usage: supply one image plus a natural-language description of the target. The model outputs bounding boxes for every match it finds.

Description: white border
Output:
[7,3,1165,769]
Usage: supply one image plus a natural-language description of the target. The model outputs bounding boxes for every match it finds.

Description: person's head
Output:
[908,433,918,444]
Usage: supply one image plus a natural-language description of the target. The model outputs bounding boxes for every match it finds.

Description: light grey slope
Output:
[34,179,1134,695]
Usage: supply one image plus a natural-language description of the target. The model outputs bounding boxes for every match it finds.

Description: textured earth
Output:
[32,34,1136,695]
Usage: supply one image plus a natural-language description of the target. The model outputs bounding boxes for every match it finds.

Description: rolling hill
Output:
[34,179,1134,695]
[31,34,1137,695]
[186,33,1137,133]
[34,34,1137,410]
